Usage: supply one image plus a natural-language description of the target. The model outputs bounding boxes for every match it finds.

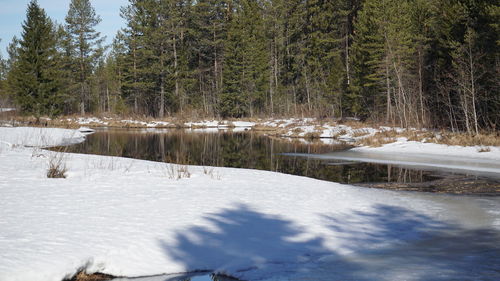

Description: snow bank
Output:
[0,127,499,281]
[355,138,500,161]
[0,127,86,148]
[0,108,16,113]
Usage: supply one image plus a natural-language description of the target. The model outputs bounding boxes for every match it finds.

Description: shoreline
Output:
[2,114,499,146]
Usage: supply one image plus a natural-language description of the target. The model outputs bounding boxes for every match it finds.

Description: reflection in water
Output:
[63,129,438,185]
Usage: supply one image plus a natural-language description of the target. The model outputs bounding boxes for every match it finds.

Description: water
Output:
[63,128,445,186]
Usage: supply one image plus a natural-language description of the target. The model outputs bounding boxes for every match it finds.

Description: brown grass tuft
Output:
[355,130,399,147]
[477,146,491,153]
[47,153,67,178]
[431,132,500,147]
[65,271,114,281]
[351,129,370,138]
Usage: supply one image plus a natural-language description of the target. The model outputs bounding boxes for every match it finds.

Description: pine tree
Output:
[349,0,385,119]
[0,39,6,103]
[65,0,105,115]
[119,1,151,114]
[0,39,5,81]
[7,0,63,117]
[220,1,247,117]
[221,0,269,117]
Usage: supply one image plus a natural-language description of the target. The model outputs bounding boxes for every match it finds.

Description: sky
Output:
[0,0,129,57]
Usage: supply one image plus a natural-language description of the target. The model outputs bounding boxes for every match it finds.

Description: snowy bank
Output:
[0,127,86,148]
[0,127,499,281]
[353,137,500,161]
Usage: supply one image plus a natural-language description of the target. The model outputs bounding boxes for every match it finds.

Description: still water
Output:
[64,128,462,186]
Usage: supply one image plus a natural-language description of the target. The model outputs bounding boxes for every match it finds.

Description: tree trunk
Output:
[418,48,425,127]
[173,35,181,113]
[386,58,391,123]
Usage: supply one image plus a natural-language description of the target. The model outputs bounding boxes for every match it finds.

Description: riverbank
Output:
[2,114,499,147]
[0,127,499,281]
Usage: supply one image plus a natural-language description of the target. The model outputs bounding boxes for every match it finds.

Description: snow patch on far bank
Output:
[354,137,500,161]
[0,108,16,113]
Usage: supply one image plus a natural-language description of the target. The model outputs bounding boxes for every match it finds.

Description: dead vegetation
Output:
[203,166,222,180]
[47,152,67,178]
[64,271,114,281]
[356,130,399,147]
[477,146,491,152]
[356,128,499,148]
[430,132,500,147]
[165,163,191,180]
[351,129,371,138]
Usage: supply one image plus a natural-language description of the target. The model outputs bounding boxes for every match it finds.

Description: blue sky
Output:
[0,0,129,57]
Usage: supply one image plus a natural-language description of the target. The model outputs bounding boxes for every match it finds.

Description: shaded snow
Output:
[0,127,499,281]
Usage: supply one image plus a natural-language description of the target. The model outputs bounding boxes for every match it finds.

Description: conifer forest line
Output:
[0,0,498,134]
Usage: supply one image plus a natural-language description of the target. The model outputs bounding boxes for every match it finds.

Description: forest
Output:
[0,0,498,133]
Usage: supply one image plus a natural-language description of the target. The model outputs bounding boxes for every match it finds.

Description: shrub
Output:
[47,153,67,178]
[166,164,191,180]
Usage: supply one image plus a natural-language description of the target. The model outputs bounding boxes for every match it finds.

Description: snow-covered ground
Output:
[0,127,499,281]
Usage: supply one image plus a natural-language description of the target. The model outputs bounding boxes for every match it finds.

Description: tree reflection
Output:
[63,129,438,184]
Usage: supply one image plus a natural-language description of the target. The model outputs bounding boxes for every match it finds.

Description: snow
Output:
[230,121,255,127]
[185,120,256,128]
[0,127,86,148]
[0,127,499,281]
[76,117,109,126]
[354,138,500,161]
[0,108,16,113]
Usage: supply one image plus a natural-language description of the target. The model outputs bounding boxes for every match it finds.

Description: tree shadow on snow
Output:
[159,203,500,280]
[320,204,500,280]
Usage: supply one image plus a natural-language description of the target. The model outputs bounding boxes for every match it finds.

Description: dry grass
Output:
[203,166,222,180]
[430,132,500,147]
[355,130,399,147]
[251,125,279,132]
[165,164,191,180]
[356,128,499,148]
[332,129,348,138]
[65,271,114,281]
[336,119,369,129]
[303,131,321,139]
[477,146,491,153]
[351,129,371,138]
[47,152,67,178]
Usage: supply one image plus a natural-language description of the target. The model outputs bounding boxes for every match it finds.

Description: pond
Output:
[61,128,500,194]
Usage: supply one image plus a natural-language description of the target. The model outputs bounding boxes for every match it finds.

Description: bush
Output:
[47,153,67,178]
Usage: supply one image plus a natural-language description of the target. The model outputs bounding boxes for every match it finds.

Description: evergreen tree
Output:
[119,1,152,114]
[191,0,228,115]
[7,0,63,117]
[221,0,269,117]
[0,39,5,81]
[0,39,6,103]
[65,0,105,115]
